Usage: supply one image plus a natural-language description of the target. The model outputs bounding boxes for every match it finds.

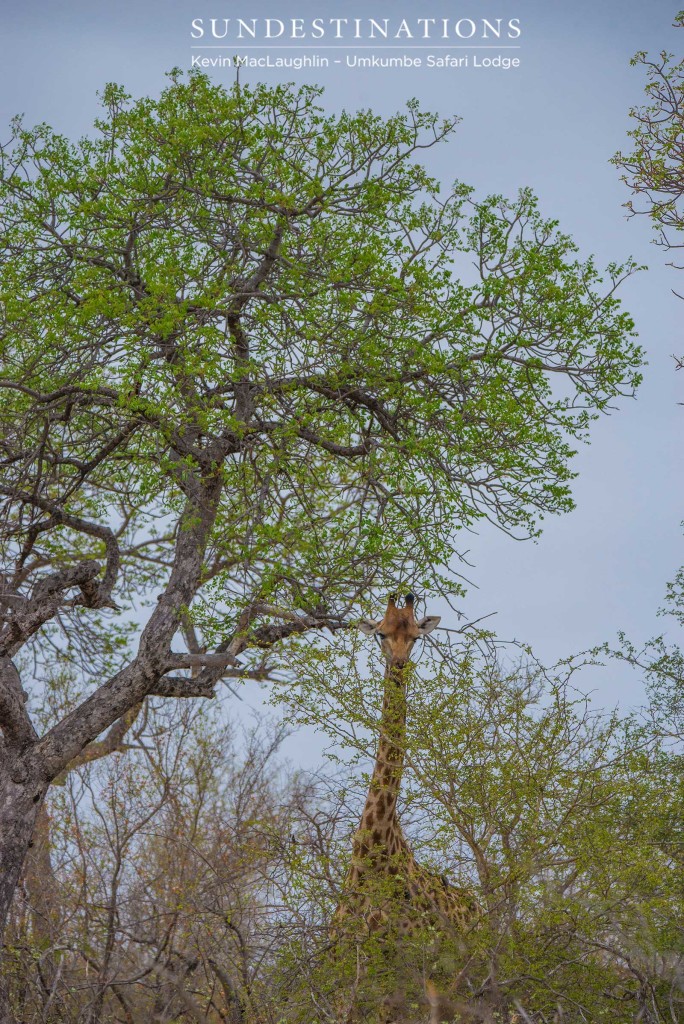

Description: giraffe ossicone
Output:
[357,591,441,668]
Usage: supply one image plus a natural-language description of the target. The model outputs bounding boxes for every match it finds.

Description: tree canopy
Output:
[613,11,684,328]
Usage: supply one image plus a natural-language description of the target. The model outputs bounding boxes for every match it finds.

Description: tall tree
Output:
[612,10,684,769]
[0,70,642,1021]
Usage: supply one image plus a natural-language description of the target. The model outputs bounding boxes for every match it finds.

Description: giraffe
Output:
[332,593,478,1021]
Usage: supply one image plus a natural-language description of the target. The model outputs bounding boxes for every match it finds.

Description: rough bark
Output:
[0,780,42,1023]
[22,802,60,994]
[0,480,222,1022]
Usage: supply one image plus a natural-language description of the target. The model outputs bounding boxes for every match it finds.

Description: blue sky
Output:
[1,1,682,724]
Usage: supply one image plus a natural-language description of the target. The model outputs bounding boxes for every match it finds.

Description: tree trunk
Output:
[0,774,42,1024]
[0,481,223,1021]
[23,801,60,999]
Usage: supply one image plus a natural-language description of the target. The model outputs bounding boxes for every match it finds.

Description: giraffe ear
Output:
[417,615,440,634]
[358,619,381,635]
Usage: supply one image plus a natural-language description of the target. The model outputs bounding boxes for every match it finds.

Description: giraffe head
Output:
[359,593,440,668]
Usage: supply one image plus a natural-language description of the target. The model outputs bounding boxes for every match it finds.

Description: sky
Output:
[1,1,682,744]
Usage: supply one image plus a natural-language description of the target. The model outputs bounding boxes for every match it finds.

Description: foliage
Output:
[6,650,682,1024]
[269,632,683,1022]
[0,69,652,1023]
[613,11,684,239]
[7,695,308,1023]
[612,11,684,347]
[0,71,642,658]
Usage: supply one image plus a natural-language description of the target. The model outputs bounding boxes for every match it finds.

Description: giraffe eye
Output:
[376,631,386,640]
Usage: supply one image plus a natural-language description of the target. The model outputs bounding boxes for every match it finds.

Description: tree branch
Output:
[0,485,120,610]
[0,657,37,753]
[0,560,102,658]
[53,702,144,784]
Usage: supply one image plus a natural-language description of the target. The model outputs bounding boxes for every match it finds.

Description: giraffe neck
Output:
[361,660,408,835]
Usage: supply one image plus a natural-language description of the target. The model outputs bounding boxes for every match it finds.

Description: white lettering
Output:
[417,18,436,38]
[482,19,502,39]
[210,19,230,40]
[454,19,477,39]
[329,19,348,38]
[368,18,389,39]
[264,19,284,38]
[395,19,413,39]
[236,19,256,39]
